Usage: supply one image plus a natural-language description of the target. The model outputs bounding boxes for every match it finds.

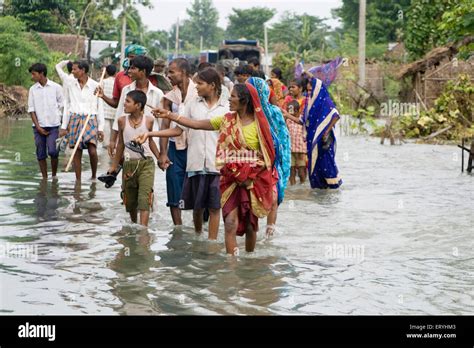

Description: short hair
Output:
[130,55,153,77]
[198,62,214,71]
[248,57,260,67]
[66,61,73,74]
[106,64,117,76]
[242,65,255,76]
[215,63,226,75]
[126,90,147,111]
[170,58,192,76]
[196,67,222,97]
[28,63,47,76]
[287,100,300,113]
[271,67,283,80]
[234,65,244,76]
[72,60,89,73]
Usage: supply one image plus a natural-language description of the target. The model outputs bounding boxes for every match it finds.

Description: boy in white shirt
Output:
[28,63,64,179]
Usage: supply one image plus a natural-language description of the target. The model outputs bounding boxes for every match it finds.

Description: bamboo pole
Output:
[65,68,106,172]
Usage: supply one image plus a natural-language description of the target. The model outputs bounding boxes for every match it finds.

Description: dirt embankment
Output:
[0,84,28,118]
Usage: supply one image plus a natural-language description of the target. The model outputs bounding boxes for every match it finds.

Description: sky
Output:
[137,0,343,32]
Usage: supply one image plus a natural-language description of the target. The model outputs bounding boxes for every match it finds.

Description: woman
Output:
[247,77,290,237]
[268,67,288,107]
[136,83,276,254]
[303,78,342,189]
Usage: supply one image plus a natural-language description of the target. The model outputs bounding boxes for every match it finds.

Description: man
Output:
[108,55,163,160]
[152,59,173,93]
[59,61,104,182]
[159,58,197,226]
[102,64,117,147]
[98,44,156,109]
[28,63,63,180]
[247,57,266,79]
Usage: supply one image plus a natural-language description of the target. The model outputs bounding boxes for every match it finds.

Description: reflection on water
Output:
[0,119,472,315]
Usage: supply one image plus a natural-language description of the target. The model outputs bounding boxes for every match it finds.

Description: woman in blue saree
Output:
[247,77,291,236]
[304,78,342,189]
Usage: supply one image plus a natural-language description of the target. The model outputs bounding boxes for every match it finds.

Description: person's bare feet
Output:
[265,224,276,238]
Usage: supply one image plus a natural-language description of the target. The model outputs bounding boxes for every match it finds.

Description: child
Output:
[284,99,307,185]
[108,90,160,227]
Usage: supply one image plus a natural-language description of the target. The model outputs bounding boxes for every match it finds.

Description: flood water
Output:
[0,118,472,315]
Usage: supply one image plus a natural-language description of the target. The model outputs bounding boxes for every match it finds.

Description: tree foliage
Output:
[226,7,276,43]
[0,16,51,86]
[186,0,222,48]
[270,12,329,61]
[333,0,411,44]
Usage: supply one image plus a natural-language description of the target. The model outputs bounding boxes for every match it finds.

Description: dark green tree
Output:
[332,0,411,44]
[186,0,221,48]
[405,0,472,59]
[226,7,276,43]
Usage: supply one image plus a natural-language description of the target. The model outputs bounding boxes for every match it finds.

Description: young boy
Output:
[28,63,64,179]
[108,90,159,227]
[285,99,307,185]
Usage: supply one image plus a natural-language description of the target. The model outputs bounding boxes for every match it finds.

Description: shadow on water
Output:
[0,119,473,315]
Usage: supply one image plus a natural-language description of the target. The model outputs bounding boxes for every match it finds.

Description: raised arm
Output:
[135,127,183,145]
[152,107,214,131]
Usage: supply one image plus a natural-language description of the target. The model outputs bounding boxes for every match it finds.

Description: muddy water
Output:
[0,118,472,315]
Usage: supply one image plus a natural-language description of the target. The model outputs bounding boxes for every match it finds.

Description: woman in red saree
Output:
[136,83,276,254]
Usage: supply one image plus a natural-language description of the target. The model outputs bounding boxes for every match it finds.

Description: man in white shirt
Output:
[59,61,105,182]
[109,55,163,160]
[28,63,64,180]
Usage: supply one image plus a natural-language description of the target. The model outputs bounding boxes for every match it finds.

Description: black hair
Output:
[271,67,283,80]
[234,65,244,75]
[130,55,153,77]
[28,63,47,77]
[72,60,89,73]
[196,67,222,97]
[106,64,117,77]
[233,83,254,115]
[126,90,147,111]
[197,62,214,71]
[248,57,260,67]
[215,63,226,75]
[170,58,192,76]
[66,61,73,74]
[289,78,305,89]
[287,100,300,113]
[242,65,255,76]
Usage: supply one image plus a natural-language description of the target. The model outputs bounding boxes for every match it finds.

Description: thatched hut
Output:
[396,37,474,109]
[38,33,86,58]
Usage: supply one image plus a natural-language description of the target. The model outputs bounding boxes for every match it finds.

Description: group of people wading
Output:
[27,44,342,255]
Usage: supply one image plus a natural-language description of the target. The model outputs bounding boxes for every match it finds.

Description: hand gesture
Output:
[151,107,172,119]
[134,132,148,145]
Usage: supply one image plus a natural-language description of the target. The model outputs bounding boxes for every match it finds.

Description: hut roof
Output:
[38,33,86,57]
[396,36,474,79]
